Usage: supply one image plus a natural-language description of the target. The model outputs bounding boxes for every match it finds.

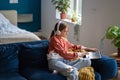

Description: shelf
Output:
[18,14,33,23]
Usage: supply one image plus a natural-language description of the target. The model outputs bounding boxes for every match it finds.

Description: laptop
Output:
[85,37,104,59]
[86,51,102,59]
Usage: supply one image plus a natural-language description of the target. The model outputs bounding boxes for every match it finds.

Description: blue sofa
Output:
[0,40,118,80]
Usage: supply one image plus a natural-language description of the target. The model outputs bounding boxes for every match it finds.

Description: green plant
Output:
[51,0,70,13]
[71,10,77,22]
[105,25,120,48]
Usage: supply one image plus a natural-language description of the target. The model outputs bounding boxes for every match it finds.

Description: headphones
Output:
[55,21,62,35]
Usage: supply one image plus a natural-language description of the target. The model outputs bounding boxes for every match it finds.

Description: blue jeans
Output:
[48,58,91,80]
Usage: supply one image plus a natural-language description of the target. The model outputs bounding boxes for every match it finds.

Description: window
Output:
[69,0,82,23]
[56,0,82,24]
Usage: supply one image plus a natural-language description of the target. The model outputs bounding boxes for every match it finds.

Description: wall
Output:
[41,0,56,38]
[81,0,120,54]
[0,0,41,32]
[41,0,120,55]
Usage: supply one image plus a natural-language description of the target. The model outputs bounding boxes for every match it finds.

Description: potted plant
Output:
[51,0,70,19]
[105,25,120,56]
[71,10,77,22]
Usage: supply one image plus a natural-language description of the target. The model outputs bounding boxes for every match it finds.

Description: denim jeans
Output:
[48,58,91,80]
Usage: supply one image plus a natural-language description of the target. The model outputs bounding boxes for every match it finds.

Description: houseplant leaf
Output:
[51,0,70,13]
[105,26,120,39]
[113,37,120,48]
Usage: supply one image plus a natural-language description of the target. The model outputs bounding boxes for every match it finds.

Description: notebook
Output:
[85,37,104,59]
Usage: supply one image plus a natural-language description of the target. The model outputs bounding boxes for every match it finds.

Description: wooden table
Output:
[110,53,120,69]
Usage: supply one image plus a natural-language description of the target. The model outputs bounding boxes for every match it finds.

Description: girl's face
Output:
[60,27,68,37]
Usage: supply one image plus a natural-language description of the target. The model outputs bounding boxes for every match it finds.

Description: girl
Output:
[47,21,98,80]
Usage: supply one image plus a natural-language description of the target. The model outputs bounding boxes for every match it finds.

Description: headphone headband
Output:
[57,21,62,31]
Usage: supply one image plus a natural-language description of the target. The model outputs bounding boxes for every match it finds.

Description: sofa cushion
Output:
[20,67,66,80]
[92,55,118,79]
[94,71,101,80]
[0,72,26,80]
[0,44,19,73]
[19,40,49,69]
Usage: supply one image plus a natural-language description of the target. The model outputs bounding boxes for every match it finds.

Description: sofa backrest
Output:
[0,40,49,74]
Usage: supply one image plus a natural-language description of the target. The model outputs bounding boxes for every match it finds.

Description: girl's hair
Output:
[50,21,68,39]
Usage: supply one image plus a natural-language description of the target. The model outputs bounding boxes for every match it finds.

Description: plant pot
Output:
[60,13,66,19]
[117,48,120,56]
[71,18,76,22]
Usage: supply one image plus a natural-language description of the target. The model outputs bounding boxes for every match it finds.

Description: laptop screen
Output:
[86,51,102,59]
[85,37,104,59]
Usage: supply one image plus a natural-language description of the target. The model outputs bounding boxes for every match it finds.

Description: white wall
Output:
[41,0,56,39]
[81,0,120,54]
[41,0,120,55]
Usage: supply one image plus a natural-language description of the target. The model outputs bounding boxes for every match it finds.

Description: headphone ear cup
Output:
[56,21,62,35]
[56,30,61,35]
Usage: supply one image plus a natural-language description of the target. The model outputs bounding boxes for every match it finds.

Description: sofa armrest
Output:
[92,55,118,80]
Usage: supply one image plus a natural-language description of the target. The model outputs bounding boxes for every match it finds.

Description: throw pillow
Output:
[0,44,19,73]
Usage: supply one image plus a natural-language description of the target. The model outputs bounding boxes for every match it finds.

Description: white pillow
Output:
[0,13,28,34]
[0,13,10,27]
